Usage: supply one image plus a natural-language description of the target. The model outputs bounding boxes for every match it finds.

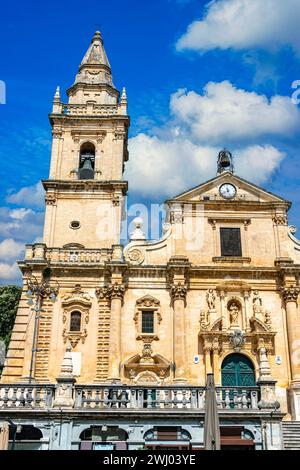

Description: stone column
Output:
[170,284,188,383]
[107,283,125,383]
[212,337,220,384]
[281,286,300,419]
[203,342,212,376]
[282,287,300,382]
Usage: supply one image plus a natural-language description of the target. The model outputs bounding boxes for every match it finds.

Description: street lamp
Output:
[26,275,59,383]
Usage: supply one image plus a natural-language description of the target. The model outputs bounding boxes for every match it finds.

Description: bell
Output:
[79,158,94,180]
[219,151,231,168]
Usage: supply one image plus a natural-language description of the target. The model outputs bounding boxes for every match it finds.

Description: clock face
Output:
[219,183,237,199]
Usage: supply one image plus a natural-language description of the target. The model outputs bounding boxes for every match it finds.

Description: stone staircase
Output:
[282,422,300,450]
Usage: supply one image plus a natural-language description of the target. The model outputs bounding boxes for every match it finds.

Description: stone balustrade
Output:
[0,384,260,411]
[0,384,55,409]
[62,103,120,116]
[25,244,113,264]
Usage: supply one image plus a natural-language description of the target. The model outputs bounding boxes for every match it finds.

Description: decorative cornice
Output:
[208,218,251,230]
[281,287,300,303]
[42,179,128,194]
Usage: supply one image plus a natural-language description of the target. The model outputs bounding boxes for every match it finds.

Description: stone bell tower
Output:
[43,31,129,249]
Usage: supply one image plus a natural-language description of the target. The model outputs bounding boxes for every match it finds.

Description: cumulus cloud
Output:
[0,206,44,241]
[176,0,300,55]
[0,239,25,261]
[127,135,284,198]
[6,182,45,209]
[169,82,300,143]
[125,81,293,198]
[0,262,20,282]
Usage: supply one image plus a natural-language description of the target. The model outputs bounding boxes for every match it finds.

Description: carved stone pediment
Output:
[61,284,92,306]
[124,346,171,383]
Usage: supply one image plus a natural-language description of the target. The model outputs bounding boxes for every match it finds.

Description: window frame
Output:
[220,227,242,257]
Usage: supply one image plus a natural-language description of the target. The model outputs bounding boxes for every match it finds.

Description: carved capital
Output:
[45,194,57,206]
[170,284,188,302]
[273,214,288,226]
[170,211,184,224]
[281,287,300,303]
[52,129,62,139]
[96,283,126,301]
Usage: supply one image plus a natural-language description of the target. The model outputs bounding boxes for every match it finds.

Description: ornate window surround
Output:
[208,218,251,261]
[61,286,92,348]
[133,295,162,342]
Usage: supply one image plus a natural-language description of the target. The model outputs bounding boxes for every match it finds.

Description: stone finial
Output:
[130,217,146,240]
[54,86,60,101]
[59,345,74,378]
[52,86,62,113]
[121,87,127,103]
[92,30,103,43]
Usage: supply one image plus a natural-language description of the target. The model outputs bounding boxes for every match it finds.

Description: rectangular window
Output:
[220,228,242,257]
[142,311,154,334]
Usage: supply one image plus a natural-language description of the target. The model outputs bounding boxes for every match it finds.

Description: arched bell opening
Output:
[78,142,95,180]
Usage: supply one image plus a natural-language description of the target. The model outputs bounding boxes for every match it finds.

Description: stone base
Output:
[53,376,76,409]
[106,377,122,384]
[289,383,300,420]
[258,379,280,411]
[173,378,188,385]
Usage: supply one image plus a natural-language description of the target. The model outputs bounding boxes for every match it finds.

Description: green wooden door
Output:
[221,354,255,387]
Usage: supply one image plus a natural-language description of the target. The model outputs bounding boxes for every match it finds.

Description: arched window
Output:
[70,311,81,332]
[221,353,255,387]
[78,142,95,179]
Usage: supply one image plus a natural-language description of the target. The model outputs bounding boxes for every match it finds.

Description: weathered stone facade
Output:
[1,31,300,450]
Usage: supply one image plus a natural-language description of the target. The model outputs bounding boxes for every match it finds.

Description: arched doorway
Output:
[221,354,255,387]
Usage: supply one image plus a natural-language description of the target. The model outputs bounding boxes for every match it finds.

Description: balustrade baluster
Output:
[242,390,248,409]
[251,390,258,409]
[173,389,178,408]
[146,389,152,409]
[225,389,231,409]
[35,386,41,408]
[191,389,197,409]
[11,387,18,408]
[138,389,143,408]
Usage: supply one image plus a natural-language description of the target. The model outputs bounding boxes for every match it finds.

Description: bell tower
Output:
[43,31,129,249]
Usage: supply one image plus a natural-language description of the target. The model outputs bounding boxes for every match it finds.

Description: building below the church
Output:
[1,31,300,451]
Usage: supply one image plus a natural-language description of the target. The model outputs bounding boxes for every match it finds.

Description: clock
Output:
[219,183,237,200]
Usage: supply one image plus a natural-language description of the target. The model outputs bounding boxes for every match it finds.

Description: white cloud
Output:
[0,262,20,282]
[169,82,300,143]
[176,0,300,55]
[0,239,24,261]
[10,208,34,220]
[6,182,45,209]
[127,135,284,198]
[126,81,289,198]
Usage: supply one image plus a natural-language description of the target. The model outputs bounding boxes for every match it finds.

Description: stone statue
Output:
[253,291,263,316]
[206,289,216,311]
[229,302,239,326]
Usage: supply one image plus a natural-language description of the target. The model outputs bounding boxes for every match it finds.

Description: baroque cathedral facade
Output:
[1,31,300,450]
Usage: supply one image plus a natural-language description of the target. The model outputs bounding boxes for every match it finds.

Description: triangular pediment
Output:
[168,172,289,205]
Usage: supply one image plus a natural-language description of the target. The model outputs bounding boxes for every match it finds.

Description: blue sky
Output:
[0,0,300,284]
